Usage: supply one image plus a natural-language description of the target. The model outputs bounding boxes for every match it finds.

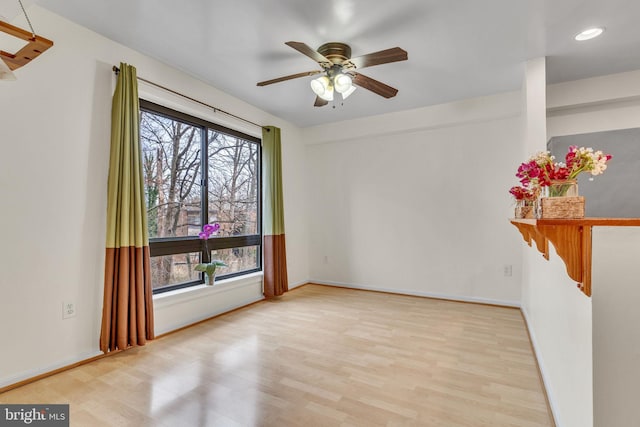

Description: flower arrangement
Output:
[509,186,539,205]
[512,146,612,198]
[509,186,539,218]
[194,223,227,285]
[562,145,612,179]
[515,151,556,188]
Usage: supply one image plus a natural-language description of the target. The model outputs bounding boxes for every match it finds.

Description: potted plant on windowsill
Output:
[195,223,227,286]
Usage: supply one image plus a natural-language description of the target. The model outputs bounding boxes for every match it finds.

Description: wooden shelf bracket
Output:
[511,221,549,260]
[510,219,591,296]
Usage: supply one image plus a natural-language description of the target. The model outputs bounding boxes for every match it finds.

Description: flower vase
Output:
[205,273,215,286]
[515,200,534,219]
[546,179,578,197]
[539,179,585,218]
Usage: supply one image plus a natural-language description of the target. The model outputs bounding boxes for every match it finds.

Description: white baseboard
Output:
[0,350,103,389]
[288,280,308,290]
[520,306,561,427]
[309,279,521,308]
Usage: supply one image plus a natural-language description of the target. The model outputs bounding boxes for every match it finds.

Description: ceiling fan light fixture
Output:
[311,76,334,101]
[321,87,334,101]
[258,41,407,107]
[334,73,352,93]
[341,85,356,100]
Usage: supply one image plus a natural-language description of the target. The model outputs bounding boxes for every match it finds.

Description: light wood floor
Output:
[0,284,553,427]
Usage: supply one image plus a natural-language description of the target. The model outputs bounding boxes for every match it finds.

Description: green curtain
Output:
[262,126,289,297]
[100,62,154,353]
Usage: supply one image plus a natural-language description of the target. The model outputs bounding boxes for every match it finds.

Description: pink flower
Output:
[509,186,538,201]
[203,223,219,235]
[200,223,220,240]
[550,166,569,180]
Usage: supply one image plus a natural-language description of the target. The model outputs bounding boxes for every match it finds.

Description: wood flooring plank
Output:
[0,284,554,426]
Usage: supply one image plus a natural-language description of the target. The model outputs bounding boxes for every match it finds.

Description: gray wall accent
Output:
[548,128,640,218]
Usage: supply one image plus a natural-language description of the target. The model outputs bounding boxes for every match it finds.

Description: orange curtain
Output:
[100,63,154,353]
[262,126,288,297]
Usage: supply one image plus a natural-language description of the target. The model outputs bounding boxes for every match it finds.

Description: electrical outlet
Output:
[63,302,76,319]
[503,265,513,277]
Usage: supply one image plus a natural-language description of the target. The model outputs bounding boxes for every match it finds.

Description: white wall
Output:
[153,273,264,335]
[592,227,640,427]
[520,58,594,427]
[0,6,309,387]
[305,92,523,305]
[524,225,640,427]
[521,249,593,427]
[547,69,640,138]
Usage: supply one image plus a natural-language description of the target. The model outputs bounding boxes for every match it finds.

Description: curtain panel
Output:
[100,62,154,353]
[262,126,289,297]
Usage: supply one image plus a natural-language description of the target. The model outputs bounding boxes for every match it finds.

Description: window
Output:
[140,100,261,293]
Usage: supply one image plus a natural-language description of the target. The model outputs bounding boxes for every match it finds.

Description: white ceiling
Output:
[6,0,640,127]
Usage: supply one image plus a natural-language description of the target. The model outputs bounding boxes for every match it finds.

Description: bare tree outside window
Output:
[141,111,201,239]
[208,132,259,274]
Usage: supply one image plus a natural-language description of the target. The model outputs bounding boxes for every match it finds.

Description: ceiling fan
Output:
[257,41,408,107]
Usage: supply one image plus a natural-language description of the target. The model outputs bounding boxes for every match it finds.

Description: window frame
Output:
[140,99,262,294]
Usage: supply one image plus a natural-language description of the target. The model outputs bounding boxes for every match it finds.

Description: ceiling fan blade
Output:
[257,70,323,86]
[352,73,399,98]
[344,47,408,70]
[285,41,332,67]
[314,96,329,107]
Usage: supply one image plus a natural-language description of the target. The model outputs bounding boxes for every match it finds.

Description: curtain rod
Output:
[112,65,264,129]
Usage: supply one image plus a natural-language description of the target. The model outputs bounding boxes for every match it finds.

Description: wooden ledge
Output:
[511,218,640,296]
[535,218,640,226]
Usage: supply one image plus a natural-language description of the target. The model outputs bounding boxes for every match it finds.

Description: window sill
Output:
[153,272,263,309]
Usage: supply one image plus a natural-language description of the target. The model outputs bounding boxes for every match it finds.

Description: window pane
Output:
[210,246,259,276]
[207,132,259,237]
[151,252,200,290]
[139,100,262,295]
[141,110,202,239]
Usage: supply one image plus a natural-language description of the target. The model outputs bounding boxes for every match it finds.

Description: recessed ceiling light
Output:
[575,27,604,41]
